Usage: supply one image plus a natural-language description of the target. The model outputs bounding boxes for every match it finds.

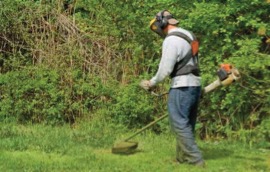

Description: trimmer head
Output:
[111,114,168,155]
[111,141,138,154]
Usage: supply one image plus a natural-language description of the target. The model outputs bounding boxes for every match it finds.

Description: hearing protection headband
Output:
[156,10,173,29]
[150,10,173,38]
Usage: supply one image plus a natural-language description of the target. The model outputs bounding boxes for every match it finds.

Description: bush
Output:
[108,79,168,128]
[0,0,269,142]
[0,66,113,125]
[183,1,270,138]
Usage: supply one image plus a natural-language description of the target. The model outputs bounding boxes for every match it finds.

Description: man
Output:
[140,10,205,166]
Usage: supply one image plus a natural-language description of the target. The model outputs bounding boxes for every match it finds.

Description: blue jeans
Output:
[168,87,203,163]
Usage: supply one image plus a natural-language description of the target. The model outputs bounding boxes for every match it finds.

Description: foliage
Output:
[0,0,269,143]
[107,79,168,128]
[253,118,270,147]
[0,66,112,125]
[180,0,270,139]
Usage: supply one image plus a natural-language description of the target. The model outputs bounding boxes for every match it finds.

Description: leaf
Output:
[257,27,266,36]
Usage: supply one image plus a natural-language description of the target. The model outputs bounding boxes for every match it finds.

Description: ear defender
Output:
[156,10,172,29]
[150,10,173,38]
[156,10,166,29]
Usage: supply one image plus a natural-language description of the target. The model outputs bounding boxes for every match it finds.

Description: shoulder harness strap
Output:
[166,31,200,77]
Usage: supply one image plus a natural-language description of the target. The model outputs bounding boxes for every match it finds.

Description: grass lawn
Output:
[0,121,269,172]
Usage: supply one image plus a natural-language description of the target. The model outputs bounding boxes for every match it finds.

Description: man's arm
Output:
[149,38,179,86]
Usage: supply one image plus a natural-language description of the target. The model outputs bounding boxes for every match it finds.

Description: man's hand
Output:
[139,80,151,91]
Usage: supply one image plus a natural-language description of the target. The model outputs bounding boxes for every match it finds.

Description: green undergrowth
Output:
[0,117,269,172]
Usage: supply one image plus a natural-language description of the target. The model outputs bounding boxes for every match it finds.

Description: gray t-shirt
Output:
[150,27,201,88]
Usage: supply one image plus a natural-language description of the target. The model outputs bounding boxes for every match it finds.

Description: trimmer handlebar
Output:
[150,64,241,96]
[203,64,241,94]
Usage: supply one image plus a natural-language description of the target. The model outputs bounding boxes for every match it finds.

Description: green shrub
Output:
[0,67,63,124]
[183,1,270,138]
[108,79,167,128]
[0,0,269,142]
[0,66,113,124]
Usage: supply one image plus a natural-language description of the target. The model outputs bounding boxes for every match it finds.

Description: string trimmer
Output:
[111,64,241,154]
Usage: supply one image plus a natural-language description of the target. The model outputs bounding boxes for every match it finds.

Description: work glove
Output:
[139,80,151,91]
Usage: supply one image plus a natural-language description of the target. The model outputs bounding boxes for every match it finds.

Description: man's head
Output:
[150,10,179,38]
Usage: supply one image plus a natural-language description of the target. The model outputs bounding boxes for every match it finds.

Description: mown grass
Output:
[0,118,269,172]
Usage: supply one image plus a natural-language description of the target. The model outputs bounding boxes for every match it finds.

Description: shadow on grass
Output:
[201,147,233,160]
[111,149,145,156]
[233,155,265,161]
[201,147,269,171]
[234,155,269,171]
